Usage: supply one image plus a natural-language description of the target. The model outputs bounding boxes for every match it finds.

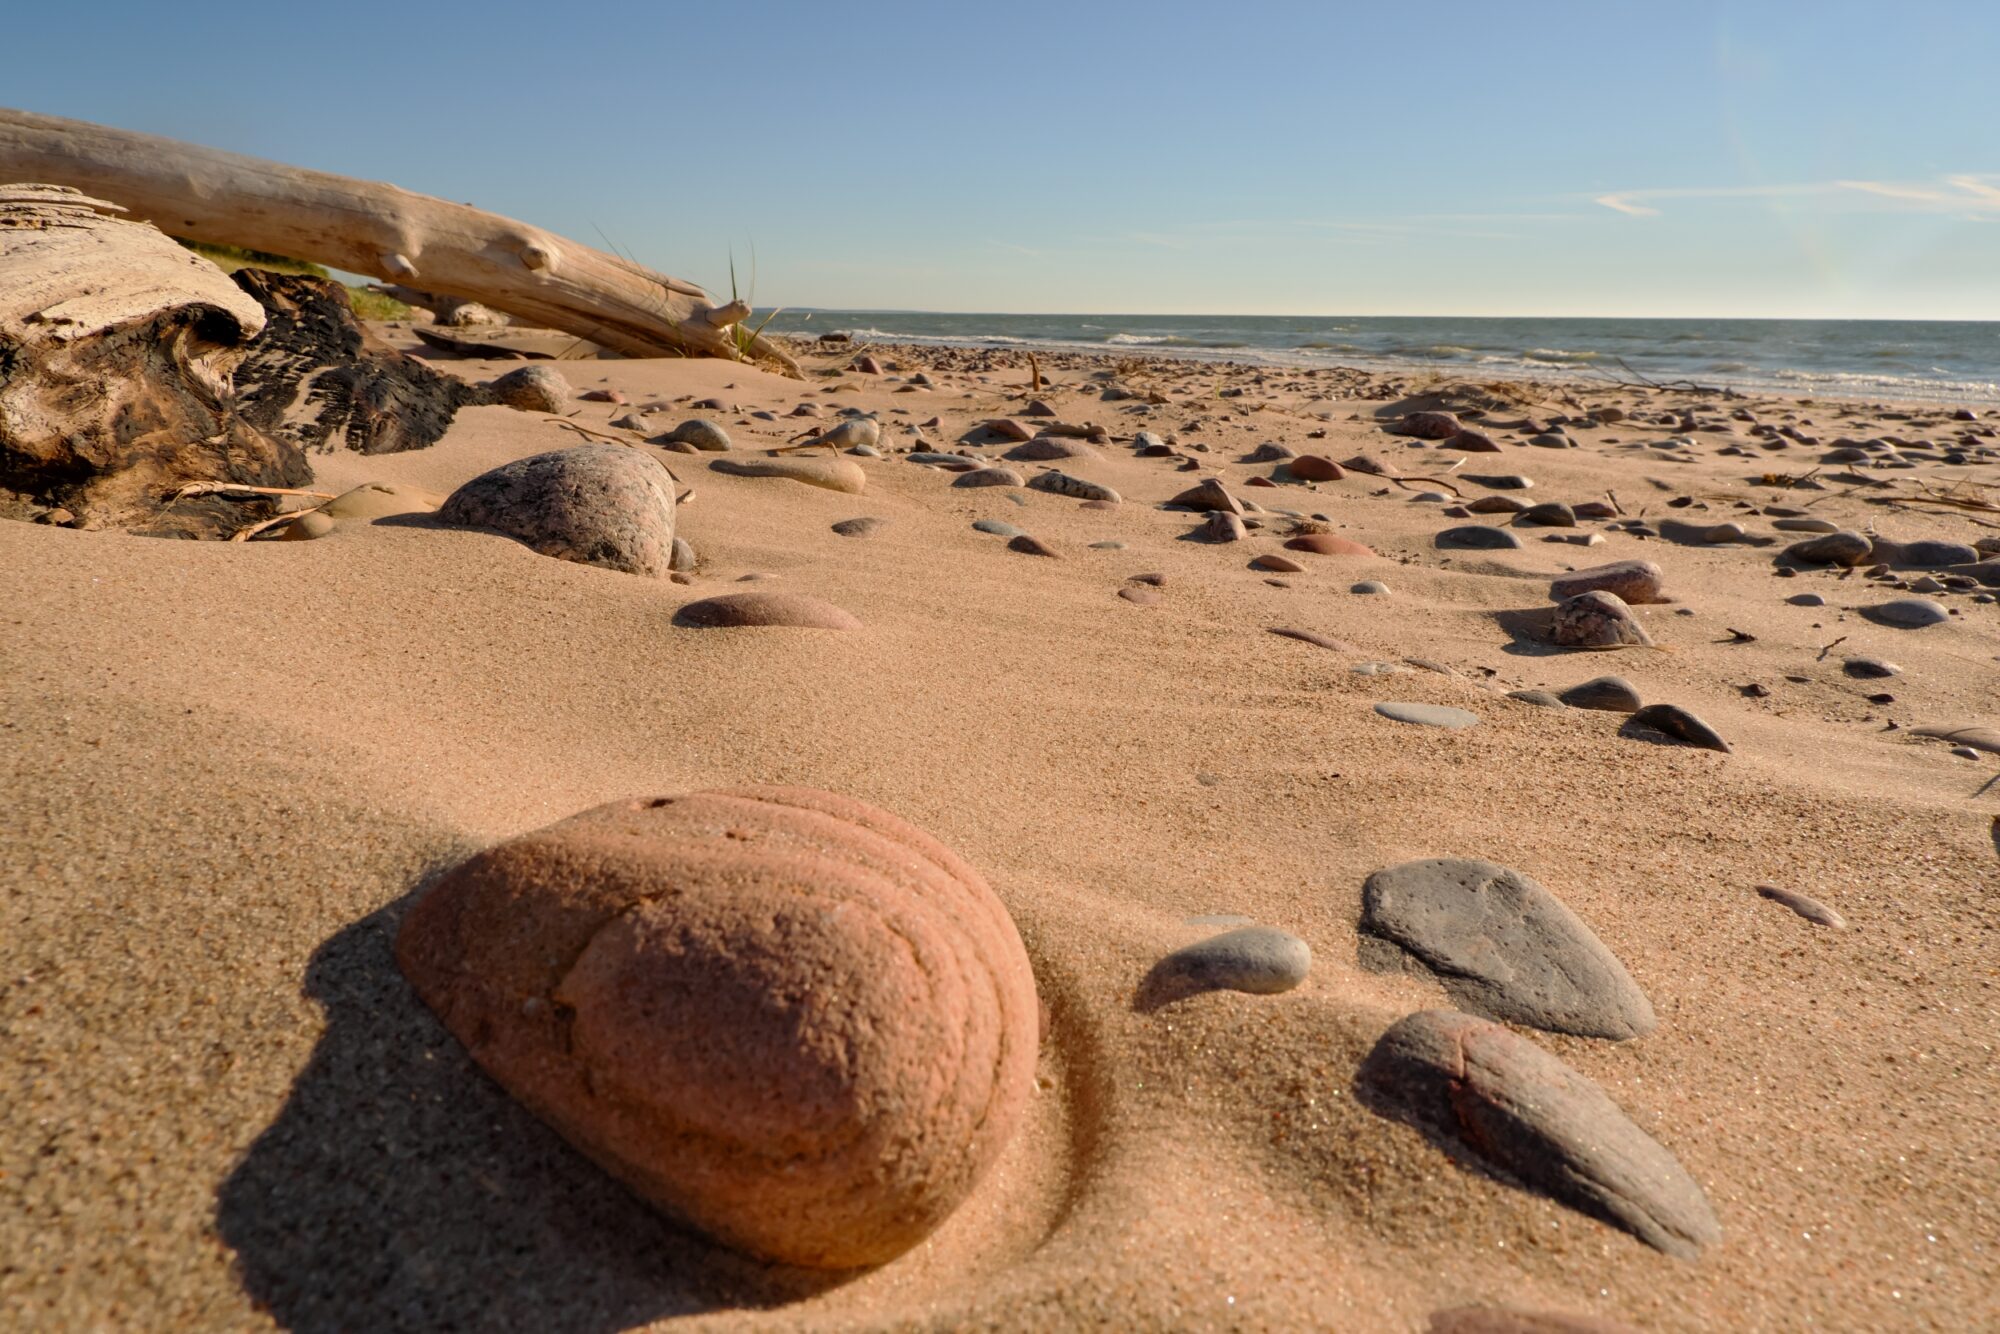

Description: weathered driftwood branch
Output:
[0,184,309,535]
[0,108,800,375]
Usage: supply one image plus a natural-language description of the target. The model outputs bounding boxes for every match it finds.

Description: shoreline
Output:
[767,313,2000,407]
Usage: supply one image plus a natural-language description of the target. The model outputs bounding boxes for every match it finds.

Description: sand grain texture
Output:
[3,340,1996,1331]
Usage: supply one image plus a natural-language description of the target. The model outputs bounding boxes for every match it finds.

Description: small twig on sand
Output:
[170,481,337,503]
[1028,351,1043,394]
[1390,475,1463,497]
[1607,489,1626,516]
[554,419,644,445]
[229,508,321,542]
[1816,635,1847,661]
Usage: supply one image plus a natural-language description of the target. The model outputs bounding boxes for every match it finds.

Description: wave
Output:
[1104,333,1173,345]
[1523,347,1604,365]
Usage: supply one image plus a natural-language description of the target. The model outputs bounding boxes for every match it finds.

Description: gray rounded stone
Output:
[1374,702,1481,729]
[1864,597,1949,628]
[972,519,1026,538]
[1141,927,1311,1006]
[1351,580,1390,595]
[1357,1010,1721,1259]
[1437,525,1523,550]
[437,443,676,576]
[831,516,887,538]
[1506,689,1567,708]
[1558,675,1642,713]
[657,419,732,451]
[1360,857,1655,1039]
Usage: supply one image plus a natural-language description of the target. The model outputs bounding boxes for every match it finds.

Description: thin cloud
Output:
[1593,175,2000,217]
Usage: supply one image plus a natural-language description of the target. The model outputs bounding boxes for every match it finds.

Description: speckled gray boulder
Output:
[484,364,572,413]
[1357,1009,1720,1259]
[1361,858,1655,1039]
[438,444,676,576]
[656,419,732,451]
[1552,591,1652,648]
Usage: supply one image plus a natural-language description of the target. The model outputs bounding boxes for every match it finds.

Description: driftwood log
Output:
[0,108,800,375]
[230,269,487,456]
[0,184,307,536]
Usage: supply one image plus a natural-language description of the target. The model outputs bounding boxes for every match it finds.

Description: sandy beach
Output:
[2,324,1996,1331]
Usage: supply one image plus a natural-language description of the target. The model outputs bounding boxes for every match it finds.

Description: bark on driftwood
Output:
[230,269,488,456]
[0,183,307,536]
[0,108,801,375]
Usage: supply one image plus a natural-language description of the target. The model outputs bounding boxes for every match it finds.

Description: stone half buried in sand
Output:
[1356,1009,1720,1260]
[394,786,1041,1270]
[675,591,861,629]
[1551,590,1652,648]
[1428,1305,1642,1333]
[1360,857,1656,1039]
[1284,533,1375,557]
[436,443,677,576]
[709,455,867,494]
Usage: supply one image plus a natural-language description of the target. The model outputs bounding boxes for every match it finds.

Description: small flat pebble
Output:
[831,516,887,538]
[1285,533,1374,556]
[1864,597,1949,628]
[1436,525,1522,550]
[1351,580,1390,595]
[1140,927,1311,1006]
[1843,656,1901,678]
[1374,702,1480,729]
[1267,626,1352,651]
[1625,703,1730,752]
[1756,884,1846,928]
[1117,586,1161,606]
[972,519,1026,538]
[675,592,860,630]
[1558,675,1642,712]
[1007,534,1059,558]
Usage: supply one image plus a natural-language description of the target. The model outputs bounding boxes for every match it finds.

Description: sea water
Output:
[762,311,2000,405]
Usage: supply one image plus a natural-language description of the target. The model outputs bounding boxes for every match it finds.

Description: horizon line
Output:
[766,307,2000,324]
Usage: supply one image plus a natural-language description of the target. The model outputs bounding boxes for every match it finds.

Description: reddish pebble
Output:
[1284,533,1375,557]
[1252,554,1307,572]
[1118,586,1162,606]
[676,592,860,629]
[1008,534,1059,558]
[1288,455,1345,481]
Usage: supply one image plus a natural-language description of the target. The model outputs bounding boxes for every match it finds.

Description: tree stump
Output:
[0,183,307,537]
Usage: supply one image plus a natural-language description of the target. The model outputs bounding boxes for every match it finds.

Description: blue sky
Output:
[7,1,1996,318]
